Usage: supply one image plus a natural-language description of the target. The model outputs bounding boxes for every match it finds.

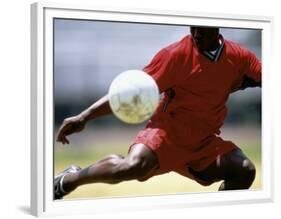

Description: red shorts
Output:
[130,112,237,185]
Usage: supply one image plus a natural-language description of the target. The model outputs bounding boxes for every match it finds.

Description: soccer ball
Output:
[108,70,160,124]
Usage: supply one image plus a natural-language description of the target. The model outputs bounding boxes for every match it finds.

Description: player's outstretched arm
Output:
[79,94,112,122]
[56,94,112,144]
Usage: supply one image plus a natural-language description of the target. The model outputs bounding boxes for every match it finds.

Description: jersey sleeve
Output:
[143,49,180,93]
[238,48,262,90]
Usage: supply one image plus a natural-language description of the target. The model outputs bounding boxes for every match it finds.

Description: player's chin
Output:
[194,41,209,51]
[195,43,204,51]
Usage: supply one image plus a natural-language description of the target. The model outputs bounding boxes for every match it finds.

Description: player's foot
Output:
[54,165,81,200]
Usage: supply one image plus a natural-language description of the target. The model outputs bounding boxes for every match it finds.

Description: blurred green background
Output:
[54,19,261,199]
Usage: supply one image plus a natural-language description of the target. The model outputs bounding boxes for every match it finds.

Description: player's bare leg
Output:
[217,149,256,190]
[188,148,256,190]
[56,143,158,198]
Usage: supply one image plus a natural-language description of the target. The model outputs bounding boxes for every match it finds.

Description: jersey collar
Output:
[201,35,225,62]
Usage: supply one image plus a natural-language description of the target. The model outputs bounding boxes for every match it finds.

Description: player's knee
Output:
[241,159,256,185]
[130,157,148,177]
[219,158,256,190]
[129,156,153,178]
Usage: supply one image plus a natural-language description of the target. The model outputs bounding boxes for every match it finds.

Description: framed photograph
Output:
[31,2,274,217]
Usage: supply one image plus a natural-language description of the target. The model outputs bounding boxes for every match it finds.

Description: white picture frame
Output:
[31,2,274,217]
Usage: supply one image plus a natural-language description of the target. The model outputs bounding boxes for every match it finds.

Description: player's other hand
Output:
[56,115,86,144]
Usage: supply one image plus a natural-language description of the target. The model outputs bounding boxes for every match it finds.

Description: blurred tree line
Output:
[55,91,261,127]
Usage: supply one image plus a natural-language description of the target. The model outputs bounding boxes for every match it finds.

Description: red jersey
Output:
[143,35,261,139]
[131,34,261,178]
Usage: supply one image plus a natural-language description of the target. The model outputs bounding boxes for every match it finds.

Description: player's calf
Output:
[54,144,158,199]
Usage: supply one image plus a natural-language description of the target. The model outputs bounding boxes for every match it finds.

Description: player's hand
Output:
[56,115,86,144]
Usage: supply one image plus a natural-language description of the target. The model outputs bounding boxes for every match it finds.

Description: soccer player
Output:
[54,26,261,199]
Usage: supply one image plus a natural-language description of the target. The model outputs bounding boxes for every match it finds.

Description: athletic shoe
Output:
[54,165,81,200]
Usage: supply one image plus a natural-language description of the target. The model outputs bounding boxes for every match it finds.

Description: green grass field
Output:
[54,125,261,200]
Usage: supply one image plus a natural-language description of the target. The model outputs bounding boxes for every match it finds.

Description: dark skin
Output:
[190,26,220,51]
[56,27,256,194]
